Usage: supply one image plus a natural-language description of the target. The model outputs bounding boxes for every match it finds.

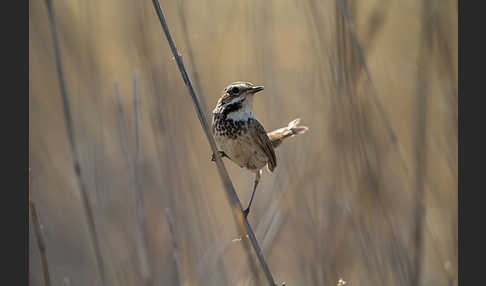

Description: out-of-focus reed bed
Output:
[29,0,457,285]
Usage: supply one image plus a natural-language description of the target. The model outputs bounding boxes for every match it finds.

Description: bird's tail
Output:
[267,118,309,149]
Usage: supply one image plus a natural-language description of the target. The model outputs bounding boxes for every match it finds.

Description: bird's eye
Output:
[231,87,240,94]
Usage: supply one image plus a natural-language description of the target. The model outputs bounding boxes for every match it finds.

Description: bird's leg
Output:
[243,170,262,218]
[211,151,228,162]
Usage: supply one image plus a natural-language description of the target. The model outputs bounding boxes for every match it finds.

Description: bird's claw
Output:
[243,208,250,218]
[211,151,227,162]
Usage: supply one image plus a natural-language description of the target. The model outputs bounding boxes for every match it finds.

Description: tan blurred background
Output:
[29,0,457,285]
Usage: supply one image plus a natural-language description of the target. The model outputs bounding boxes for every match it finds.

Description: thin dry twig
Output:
[335,0,410,178]
[337,2,417,284]
[159,6,233,280]
[114,77,154,286]
[165,208,183,286]
[29,169,52,286]
[132,74,154,286]
[150,1,278,285]
[114,81,133,171]
[410,1,432,284]
[44,0,106,284]
[411,71,427,286]
[148,82,186,285]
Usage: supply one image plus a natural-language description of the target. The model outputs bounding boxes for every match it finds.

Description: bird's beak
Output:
[250,86,264,94]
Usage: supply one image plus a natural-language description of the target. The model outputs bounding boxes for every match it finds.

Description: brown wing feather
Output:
[250,119,277,171]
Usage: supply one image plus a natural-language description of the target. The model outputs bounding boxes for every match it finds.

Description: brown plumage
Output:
[249,118,277,172]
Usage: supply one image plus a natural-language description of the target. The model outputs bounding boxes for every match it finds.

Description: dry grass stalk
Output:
[410,1,433,284]
[133,74,154,286]
[43,0,106,284]
[29,169,52,286]
[114,81,133,171]
[114,76,154,286]
[335,0,410,178]
[150,0,278,284]
[165,208,183,285]
[147,83,190,285]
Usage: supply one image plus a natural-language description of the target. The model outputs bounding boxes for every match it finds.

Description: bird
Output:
[211,81,309,217]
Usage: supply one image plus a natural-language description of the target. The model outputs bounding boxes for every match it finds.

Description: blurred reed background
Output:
[29,0,457,285]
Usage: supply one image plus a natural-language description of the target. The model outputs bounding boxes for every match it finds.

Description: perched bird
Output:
[211,82,308,217]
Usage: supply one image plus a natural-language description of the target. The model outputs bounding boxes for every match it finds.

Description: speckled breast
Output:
[213,116,248,139]
[212,117,268,171]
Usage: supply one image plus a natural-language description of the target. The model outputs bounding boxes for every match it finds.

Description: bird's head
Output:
[213,82,264,120]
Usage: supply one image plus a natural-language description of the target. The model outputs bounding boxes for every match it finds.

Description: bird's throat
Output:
[223,97,254,121]
[225,105,253,121]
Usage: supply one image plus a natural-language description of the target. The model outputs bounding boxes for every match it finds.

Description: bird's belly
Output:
[215,133,267,171]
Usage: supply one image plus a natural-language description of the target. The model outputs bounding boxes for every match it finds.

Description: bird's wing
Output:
[250,119,277,172]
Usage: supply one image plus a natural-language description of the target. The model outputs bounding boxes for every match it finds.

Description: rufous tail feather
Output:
[267,118,309,149]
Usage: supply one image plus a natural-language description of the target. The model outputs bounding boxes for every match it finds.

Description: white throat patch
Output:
[227,109,253,121]
[227,95,254,121]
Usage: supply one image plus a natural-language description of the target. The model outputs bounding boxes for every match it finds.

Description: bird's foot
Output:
[211,151,227,162]
[243,207,250,218]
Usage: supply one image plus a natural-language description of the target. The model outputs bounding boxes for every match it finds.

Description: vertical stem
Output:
[43,0,106,284]
[411,2,432,284]
[114,81,133,171]
[29,169,52,286]
[133,74,154,286]
[176,4,232,284]
[114,78,153,286]
[165,208,183,285]
[411,67,427,286]
[150,1,277,285]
